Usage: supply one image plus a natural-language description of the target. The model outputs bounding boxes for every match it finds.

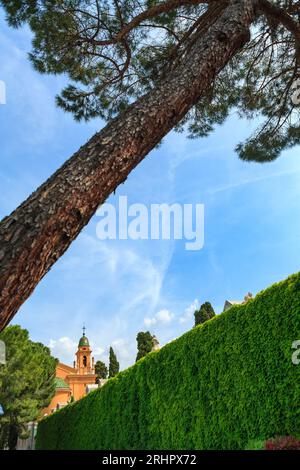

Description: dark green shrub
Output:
[194,301,215,326]
[36,273,300,450]
[136,331,154,362]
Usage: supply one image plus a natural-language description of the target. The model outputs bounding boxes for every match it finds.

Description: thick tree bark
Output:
[0,0,258,330]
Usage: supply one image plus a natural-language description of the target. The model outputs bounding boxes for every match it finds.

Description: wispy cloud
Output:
[35,231,175,369]
[57,232,173,317]
[206,167,300,196]
[179,299,199,324]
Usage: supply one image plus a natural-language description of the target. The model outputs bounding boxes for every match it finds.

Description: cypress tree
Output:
[108,347,119,378]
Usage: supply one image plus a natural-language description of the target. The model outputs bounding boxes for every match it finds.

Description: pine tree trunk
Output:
[8,423,18,451]
[0,0,258,330]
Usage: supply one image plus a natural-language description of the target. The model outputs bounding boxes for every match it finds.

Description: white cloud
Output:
[49,337,105,365]
[92,346,105,357]
[49,336,77,364]
[179,299,199,324]
[111,338,133,363]
[144,308,174,328]
[144,317,156,328]
[157,309,174,324]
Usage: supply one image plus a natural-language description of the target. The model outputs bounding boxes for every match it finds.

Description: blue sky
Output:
[1,11,300,369]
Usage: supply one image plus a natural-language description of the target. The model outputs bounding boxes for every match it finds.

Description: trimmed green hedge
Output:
[36,273,300,450]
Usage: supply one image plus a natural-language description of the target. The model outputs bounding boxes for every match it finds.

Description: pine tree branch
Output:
[89,0,212,46]
[259,0,300,54]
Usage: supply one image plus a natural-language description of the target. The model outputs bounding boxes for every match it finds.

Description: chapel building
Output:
[43,328,97,415]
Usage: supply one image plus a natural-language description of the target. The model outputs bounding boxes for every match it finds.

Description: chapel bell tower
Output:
[76,326,95,375]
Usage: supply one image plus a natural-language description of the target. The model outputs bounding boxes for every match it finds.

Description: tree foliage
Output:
[194,301,216,326]
[0,325,57,450]
[95,360,108,382]
[2,0,300,161]
[108,347,119,378]
[136,331,155,362]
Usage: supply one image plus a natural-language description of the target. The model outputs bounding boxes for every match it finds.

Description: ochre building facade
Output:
[43,330,97,415]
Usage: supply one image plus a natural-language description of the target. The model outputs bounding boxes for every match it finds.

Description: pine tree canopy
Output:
[194,301,216,326]
[2,0,300,162]
[136,331,154,361]
[95,360,108,381]
[0,325,57,449]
